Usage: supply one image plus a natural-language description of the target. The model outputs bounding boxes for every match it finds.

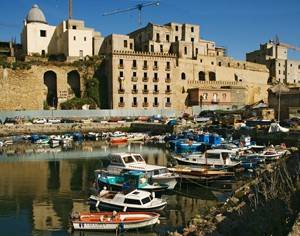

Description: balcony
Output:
[119,76,124,81]
[118,64,124,69]
[142,89,149,94]
[153,78,159,82]
[165,78,171,83]
[142,77,149,82]
[118,89,125,94]
[153,103,159,107]
[118,102,125,107]
[165,102,171,107]
[153,90,159,94]
[143,65,148,70]
[165,89,171,94]
[132,89,138,94]
[132,65,137,70]
[153,66,159,71]
[132,102,138,107]
[131,76,138,82]
[142,102,149,107]
[165,66,171,71]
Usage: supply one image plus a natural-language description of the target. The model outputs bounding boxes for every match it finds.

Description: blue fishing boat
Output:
[95,170,169,193]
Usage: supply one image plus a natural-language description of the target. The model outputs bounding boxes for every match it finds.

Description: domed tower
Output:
[26,4,47,24]
[21,4,55,56]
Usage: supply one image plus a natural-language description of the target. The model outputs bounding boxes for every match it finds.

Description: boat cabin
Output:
[109,153,146,167]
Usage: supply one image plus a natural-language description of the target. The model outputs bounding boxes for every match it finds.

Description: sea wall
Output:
[172,152,300,236]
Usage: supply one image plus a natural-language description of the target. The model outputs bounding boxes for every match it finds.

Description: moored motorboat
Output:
[104,153,178,190]
[89,189,167,212]
[95,170,169,193]
[71,211,160,231]
[172,149,241,169]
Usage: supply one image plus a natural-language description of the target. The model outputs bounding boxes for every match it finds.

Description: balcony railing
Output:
[153,103,159,107]
[142,89,149,94]
[165,78,171,83]
[132,89,138,94]
[119,76,124,81]
[118,102,125,107]
[165,66,171,71]
[132,103,138,107]
[165,102,171,107]
[153,90,159,94]
[118,89,125,94]
[118,64,124,69]
[143,65,148,70]
[142,77,149,82]
[131,76,138,82]
[143,102,149,107]
[132,65,137,70]
[165,89,171,94]
[153,78,159,82]
[153,66,159,71]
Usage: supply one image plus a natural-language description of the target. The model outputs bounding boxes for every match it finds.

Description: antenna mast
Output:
[68,0,72,19]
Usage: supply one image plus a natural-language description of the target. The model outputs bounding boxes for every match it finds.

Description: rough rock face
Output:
[289,213,300,236]
[171,152,300,236]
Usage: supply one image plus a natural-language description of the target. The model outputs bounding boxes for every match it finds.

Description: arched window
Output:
[181,72,186,80]
[198,71,205,81]
[209,72,216,81]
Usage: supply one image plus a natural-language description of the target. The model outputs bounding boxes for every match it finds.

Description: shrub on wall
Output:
[60,97,96,110]
[86,78,100,106]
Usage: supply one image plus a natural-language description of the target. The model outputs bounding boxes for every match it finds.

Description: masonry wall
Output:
[0,65,88,110]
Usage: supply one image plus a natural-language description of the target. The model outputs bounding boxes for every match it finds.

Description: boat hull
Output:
[72,212,159,231]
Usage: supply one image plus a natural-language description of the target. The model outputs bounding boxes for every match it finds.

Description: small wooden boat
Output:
[110,136,128,144]
[71,211,160,231]
[168,166,235,181]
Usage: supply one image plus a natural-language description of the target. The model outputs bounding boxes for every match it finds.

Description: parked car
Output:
[32,118,47,124]
[47,118,61,124]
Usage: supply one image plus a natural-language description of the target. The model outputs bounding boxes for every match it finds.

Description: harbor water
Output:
[0,143,220,235]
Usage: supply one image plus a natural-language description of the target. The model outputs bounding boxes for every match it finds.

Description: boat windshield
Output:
[133,155,144,162]
[207,153,221,159]
[123,155,135,164]
[141,197,151,205]
[124,198,142,205]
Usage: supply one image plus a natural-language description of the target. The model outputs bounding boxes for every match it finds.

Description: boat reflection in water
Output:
[0,143,219,235]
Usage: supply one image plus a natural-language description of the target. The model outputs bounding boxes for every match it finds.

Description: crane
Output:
[272,35,300,52]
[102,1,160,26]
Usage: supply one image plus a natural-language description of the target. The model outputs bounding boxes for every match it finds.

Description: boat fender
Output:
[96,201,100,208]
[123,206,127,212]
[70,212,80,219]
[152,192,156,198]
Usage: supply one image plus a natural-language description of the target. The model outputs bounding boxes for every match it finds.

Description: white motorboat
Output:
[103,153,178,190]
[89,189,167,211]
[173,149,241,169]
[71,211,160,231]
[260,149,287,161]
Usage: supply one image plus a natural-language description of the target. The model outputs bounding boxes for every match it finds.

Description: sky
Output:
[0,0,300,60]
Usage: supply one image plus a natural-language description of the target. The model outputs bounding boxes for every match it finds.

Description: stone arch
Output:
[67,70,81,98]
[198,71,205,81]
[209,72,216,81]
[43,71,58,108]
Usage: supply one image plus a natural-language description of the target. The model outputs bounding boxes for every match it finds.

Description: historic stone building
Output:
[246,41,300,84]
[101,22,269,112]
[21,4,103,60]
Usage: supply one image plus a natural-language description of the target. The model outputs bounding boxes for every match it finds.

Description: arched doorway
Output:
[209,72,216,81]
[44,71,58,108]
[67,70,81,98]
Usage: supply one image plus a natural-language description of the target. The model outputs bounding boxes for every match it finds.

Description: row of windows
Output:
[278,63,300,69]
[119,96,171,106]
[181,72,216,81]
[119,71,170,79]
[201,93,227,100]
[119,59,171,69]
[123,40,133,49]
[129,84,171,91]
